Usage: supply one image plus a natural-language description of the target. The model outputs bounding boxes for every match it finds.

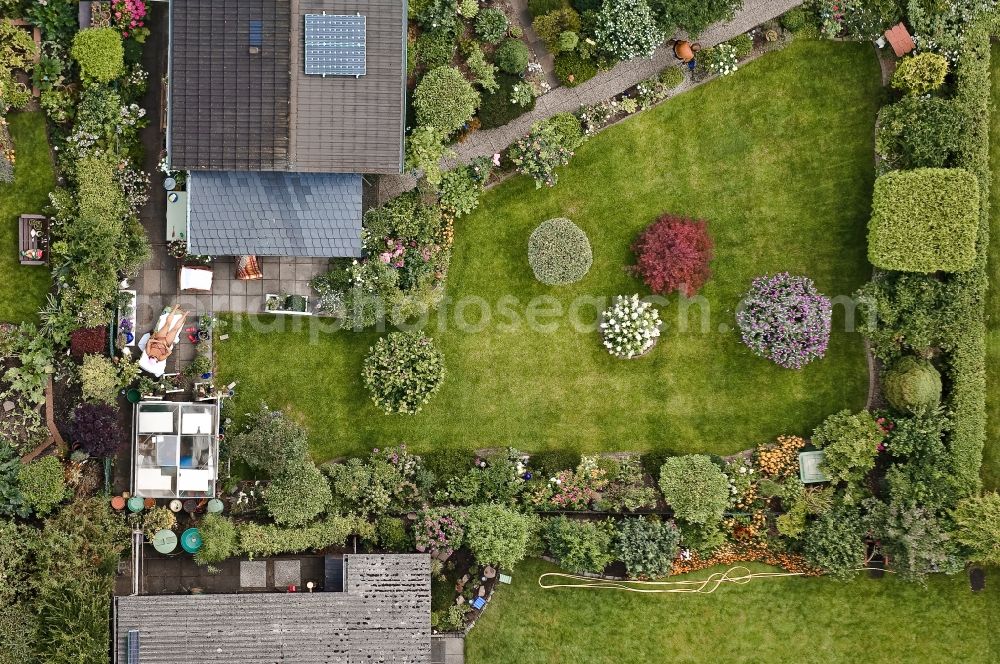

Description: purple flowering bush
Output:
[736,273,832,369]
[414,508,465,557]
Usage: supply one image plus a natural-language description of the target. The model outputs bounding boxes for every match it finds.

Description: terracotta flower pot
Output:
[144,497,156,509]
[111,496,126,511]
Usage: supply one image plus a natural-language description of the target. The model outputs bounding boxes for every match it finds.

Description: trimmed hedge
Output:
[944,21,990,495]
[867,168,980,273]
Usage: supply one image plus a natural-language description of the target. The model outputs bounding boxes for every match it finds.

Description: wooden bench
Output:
[18,214,48,265]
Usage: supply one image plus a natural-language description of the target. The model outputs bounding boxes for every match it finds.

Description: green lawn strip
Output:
[983,42,1000,490]
[217,40,882,462]
[466,559,999,664]
[0,112,54,324]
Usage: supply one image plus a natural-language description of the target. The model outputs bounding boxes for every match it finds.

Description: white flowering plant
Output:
[600,294,661,359]
[703,43,739,77]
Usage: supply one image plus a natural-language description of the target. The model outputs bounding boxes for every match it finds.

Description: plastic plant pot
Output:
[143,497,156,509]
[111,496,126,511]
[127,496,144,513]
[180,528,203,553]
[126,388,141,404]
[206,498,224,514]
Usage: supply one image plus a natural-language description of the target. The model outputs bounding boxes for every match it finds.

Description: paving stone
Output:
[273,560,302,588]
[240,560,267,588]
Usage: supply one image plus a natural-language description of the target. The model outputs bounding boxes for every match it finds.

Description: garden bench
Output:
[18,214,48,265]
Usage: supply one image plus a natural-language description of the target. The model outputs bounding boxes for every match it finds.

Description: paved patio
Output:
[136,552,325,595]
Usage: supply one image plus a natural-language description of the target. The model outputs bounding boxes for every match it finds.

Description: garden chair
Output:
[138,306,189,377]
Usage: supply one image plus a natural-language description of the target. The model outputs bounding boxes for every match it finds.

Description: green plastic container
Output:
[127,496,144,513]
[180,528,203,553]
[126,388,142,404]
[206,498,224,514]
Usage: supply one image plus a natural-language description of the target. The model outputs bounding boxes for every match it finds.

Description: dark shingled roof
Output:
[168,0,405,174]
[169,0,291,170]
[112,554,432,664]
[186,171,362,257]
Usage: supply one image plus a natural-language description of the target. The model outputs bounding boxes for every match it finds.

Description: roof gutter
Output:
[398,0,407,174]
[165,0,174,168]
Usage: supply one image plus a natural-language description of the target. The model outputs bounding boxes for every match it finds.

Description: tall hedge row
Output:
[944,21,990,494]
[867,167,979,273]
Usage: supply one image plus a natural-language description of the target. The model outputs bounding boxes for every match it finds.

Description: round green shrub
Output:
[362,331,446,414]
[475,8,510,44]
[891,52,948,95]
[527,218,593,285]
[194,514,239,566]
[659,66,684,88]
[780,7,808,32]
[657,454,729,525]
[416,29,457,69]
[413,66,480,134]
[553,52,598,87]
[883,356,942,413]
[18,456,66,517]
[495,38,530,74]
[728,33,753,60]
[71,27,124,83]
[558,30,579,52]
[264,462,333,526]
[458,0,479,18]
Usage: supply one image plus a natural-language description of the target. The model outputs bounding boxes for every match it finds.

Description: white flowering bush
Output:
[600,295,661,359]
[703,43,739,77]
[594,0,663,61]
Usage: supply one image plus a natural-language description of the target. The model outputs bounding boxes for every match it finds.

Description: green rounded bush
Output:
[527,218,593,285]
[362,331,446,414]
[728,33,753,60]
[413,66,480,134]
[18,456,66,517]
[416,29,457,69]
[657,454,729,525]
[71,27,125,83]
[891,52,948,95]
[883,356,942,413]
[475,8,510,44]
[659,66,684,88]
[558,30,579,52]
[780,7,808,32]
[553,52,598,86]
[495,38,530,74]
[264,462,333,526]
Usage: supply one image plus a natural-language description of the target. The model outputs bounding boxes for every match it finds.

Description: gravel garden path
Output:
[378,0,804,201]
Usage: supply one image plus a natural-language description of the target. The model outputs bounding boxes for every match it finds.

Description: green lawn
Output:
[984,43,1000,490]
[218,41,882,461]
[0,112,53,324]
[466,559,999,664]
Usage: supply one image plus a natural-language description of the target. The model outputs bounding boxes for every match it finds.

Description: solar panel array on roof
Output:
[304,13,366,77]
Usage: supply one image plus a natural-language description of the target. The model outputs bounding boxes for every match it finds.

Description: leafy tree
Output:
[264,462,332,526]
[71,27,124,83]
[866,500,961,582]
[195,514,240,566]
[595,0,663,60]
[532,8,581,52]
[631,214,713,296]
[362,332,446,414]
[227,404,309,475]
[413,66,480,134]
[812,410,884,487]
[464,503,538,570]
[658,455,729,525]
[495,38,530,74]
[802,505,865,579]
[544,516,615,573]
[876,96,968,169]
[952,492,1000,565]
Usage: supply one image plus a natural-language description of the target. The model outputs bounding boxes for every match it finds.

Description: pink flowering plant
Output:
[736,272,832,369]
[526,455,609,510]
[112,0,150,42]
[414,508,465,557]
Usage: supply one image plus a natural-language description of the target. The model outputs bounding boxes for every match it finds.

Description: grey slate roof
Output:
[113,554,432,664]
[168,0,405,174]
[186,170,363,257]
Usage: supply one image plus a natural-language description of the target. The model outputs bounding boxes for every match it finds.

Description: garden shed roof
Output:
[112,554,432,663]
[167,0,405,174]
[185,170,363,257]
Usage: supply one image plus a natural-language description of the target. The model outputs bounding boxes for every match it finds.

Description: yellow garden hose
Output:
[538,567,805,594]
[538,566,893,594]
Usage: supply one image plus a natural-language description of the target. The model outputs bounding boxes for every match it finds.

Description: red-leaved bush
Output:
[70,326,108,360]
[630,215,713,296]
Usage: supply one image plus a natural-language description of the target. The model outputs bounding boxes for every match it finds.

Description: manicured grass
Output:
[466,559,1000,664]
[983,43,1000,490]
[218,41,882,461]
[0,112,54,324]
